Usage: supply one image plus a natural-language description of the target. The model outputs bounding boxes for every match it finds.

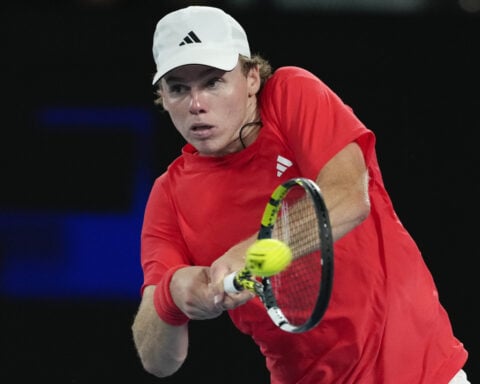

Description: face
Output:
[159,62,261,156]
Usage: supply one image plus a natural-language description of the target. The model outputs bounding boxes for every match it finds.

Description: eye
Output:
[206,77,222,88]
[168,83,188,94]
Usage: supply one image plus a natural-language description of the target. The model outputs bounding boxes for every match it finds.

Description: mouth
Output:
[190,123,215,139]
[191,123,213,131]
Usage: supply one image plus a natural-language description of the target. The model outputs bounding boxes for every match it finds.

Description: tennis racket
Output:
[223,177,334,333]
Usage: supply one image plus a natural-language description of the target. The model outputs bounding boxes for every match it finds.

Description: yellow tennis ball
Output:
[246,238,292,277]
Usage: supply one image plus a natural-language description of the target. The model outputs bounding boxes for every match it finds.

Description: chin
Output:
[194,141,223,157]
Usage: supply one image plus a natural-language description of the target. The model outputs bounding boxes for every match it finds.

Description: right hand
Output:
[170,266,224,320]
[208,240,256,311]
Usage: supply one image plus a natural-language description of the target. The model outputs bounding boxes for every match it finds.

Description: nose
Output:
[189,89,205,115]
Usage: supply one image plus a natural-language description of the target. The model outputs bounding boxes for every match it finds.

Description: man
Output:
[132,6,469,383]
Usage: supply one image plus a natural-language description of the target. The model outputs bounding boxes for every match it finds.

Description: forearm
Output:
[132,285,189,378]
[318,173,370,242]
[315,142,371,242]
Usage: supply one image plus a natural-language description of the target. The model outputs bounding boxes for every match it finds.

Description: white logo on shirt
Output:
[276,155,293,177]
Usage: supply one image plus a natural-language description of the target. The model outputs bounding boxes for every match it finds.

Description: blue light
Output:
[0,107,154,300]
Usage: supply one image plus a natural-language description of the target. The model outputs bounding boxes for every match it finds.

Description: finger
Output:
[183,297,225,320]
[209,263,231,286]
[222,290,255,310]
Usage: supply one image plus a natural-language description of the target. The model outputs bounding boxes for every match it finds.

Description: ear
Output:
[247,66,261,97]
[155,83,169,111]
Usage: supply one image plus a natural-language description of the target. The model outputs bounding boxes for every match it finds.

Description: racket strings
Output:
[271,253,321,325]
[270,187,323,326]
[273,194,321,259]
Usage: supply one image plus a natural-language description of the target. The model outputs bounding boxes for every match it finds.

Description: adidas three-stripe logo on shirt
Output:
[276,155,293,177]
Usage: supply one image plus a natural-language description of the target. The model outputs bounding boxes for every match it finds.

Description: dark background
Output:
[1,1,478,382]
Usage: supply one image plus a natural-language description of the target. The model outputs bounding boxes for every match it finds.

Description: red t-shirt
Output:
[141,66,467,383]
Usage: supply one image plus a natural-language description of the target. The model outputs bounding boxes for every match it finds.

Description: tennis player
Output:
[131,6,469,383]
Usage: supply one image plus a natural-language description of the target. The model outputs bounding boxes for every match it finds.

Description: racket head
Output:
[259,177,334,333]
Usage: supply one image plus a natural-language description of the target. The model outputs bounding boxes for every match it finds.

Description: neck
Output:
[239,120,262,149]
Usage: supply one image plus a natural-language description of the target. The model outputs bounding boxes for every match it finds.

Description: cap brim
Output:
[152,47,240,85]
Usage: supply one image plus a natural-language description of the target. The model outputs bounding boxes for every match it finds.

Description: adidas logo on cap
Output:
[179,31,201,46]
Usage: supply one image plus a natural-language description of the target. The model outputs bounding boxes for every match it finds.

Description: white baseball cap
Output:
[151,6,251,85]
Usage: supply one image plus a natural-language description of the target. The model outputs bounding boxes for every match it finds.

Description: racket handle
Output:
[223,271,243,294]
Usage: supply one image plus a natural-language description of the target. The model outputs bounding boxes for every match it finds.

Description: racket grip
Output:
[223,271,242,294]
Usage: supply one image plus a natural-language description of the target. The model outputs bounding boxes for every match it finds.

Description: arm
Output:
[316,141,370,242]
[132,266,234,377]
[132,285,188,378]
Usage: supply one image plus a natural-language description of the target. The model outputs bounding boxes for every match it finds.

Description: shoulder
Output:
[149,172,169,199]
[260,66,331,112]
[268,66,325,85]
[263,66,330,98]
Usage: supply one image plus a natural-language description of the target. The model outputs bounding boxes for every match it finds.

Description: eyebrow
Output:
[164,67,223,83]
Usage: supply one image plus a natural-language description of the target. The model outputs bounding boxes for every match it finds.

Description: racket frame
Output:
[224,177,334,333]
